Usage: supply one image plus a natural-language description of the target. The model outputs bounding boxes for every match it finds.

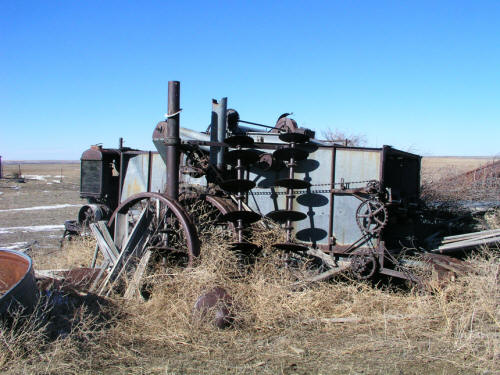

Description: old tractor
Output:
[76,81,425,284]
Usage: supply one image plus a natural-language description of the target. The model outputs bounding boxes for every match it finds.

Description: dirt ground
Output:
[0,158,498,375]
[0,163,84,256]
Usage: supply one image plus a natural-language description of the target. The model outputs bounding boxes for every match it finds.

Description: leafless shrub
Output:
[321,128,367,146]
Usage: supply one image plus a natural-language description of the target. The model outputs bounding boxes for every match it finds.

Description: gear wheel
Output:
[349,251,378,280]
[356,199,388,236]
[366,180,381,194]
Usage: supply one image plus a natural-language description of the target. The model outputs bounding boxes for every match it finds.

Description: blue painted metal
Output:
[119,130,419,253]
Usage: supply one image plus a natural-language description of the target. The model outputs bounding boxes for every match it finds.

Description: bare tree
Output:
[321,128,367,147]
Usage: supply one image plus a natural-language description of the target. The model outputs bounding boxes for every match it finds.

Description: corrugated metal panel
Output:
[332,149,381,245]
[150,153,167,193]
[332,195,364,245]
[248,147,333,245]
[121,155,148,201]
[334,149,380,187]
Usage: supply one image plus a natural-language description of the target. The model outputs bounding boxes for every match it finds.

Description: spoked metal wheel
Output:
[108,192,200,268]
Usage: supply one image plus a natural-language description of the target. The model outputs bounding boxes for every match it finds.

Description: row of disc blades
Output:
[219,134,261,255]
[218,131,313,255]
[267,131,312,254]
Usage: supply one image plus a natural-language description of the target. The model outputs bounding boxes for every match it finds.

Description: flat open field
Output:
[421,156,497,183]
[0,163,83,254]
[0,158,498,375]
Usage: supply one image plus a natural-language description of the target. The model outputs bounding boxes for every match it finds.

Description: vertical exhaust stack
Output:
[152,81,181,200]
[166,81,181,200]
[209,97,227,170]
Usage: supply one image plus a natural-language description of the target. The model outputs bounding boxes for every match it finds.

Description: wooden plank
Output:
[103,231,151,297]
[89,260,110,292]
[98,206,152,296]
[437,235,500,251]
[442,229,500,241]
[123,250,152,300]
[294,264,351,286]
[97,221,120,259]
[90,223,117,264]
[432,236,500,253]
[306,248,337,268]
[440,230,500,245]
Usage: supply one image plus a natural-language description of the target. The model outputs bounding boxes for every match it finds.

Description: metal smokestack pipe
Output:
[209,98,227,169]
[166,81,180,200]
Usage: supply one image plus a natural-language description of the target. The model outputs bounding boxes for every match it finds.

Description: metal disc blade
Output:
[272,242,309,253]
[225,149,260,165]
[219,179,256,193]
[266,210,307,223]
[222,211,261,224]
[273,147,308,161]
[274,178,311,189]
[224,135,254,147]
[230,242,261,256]
[279,132,310,143]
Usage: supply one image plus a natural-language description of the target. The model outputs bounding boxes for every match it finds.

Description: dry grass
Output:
[1,159,499,374]
[32,236,98,270]
[2,228,499,375]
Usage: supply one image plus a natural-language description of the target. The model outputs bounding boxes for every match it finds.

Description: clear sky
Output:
[1,1,499,160]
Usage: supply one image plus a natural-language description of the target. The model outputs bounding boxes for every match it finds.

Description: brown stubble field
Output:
[0,158,498,375]
[421,156,497,183]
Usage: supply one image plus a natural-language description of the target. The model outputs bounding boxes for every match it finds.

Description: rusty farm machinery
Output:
[64,80,498,295]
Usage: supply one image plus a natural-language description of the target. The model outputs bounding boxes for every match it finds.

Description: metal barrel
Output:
[0,249,38,316]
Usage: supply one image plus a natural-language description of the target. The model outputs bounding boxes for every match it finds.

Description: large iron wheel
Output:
[108,192,200,268]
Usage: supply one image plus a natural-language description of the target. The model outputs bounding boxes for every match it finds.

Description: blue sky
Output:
[1,1,499,159]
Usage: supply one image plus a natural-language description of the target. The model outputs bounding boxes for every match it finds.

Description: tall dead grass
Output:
[2,228,499,374]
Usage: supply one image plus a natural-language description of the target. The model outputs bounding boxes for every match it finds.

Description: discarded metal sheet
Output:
[36,267,104,292]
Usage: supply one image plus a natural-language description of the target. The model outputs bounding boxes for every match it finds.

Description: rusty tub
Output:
[0,249,38,315]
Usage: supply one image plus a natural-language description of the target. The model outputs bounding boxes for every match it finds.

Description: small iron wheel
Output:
[349,251,378,280]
